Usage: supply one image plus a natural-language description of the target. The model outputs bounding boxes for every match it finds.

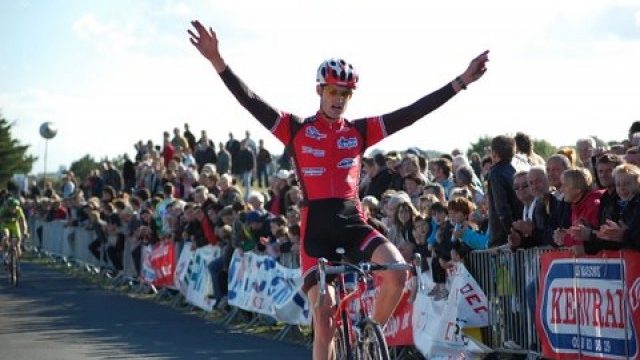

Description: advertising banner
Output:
[537,250,638,359]
[228,250,310,325]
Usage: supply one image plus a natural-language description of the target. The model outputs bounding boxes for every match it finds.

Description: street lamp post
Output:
[39,122,57,185]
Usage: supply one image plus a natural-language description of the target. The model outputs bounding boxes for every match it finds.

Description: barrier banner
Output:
[174,242,194,295]
[384,290,414,347]
[537,250,639,359]
[141,245,154,283]
[141,242,176,287]
[183,245,221,311]
[413,263,491,358]
[228,250,310,325]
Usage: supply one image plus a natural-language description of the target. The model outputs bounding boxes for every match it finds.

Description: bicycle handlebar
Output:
[315,253,424,309]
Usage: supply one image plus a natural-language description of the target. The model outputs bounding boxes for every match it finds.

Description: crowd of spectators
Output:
[11,120,640,306]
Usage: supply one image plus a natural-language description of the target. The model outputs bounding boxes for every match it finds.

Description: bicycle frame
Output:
[334,272,376,347]
[5,235,20,286]
[316,254,423,359]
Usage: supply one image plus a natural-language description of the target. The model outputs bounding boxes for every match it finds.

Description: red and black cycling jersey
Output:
[219,66,457,202]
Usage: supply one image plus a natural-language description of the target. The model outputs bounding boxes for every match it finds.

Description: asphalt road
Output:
[0,262,311,360]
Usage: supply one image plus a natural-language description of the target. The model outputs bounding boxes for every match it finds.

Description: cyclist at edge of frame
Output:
[188,19,489,360]
[0,195,28,261]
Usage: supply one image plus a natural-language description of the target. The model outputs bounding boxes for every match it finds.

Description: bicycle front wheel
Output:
[357,319,389,360]
[335,310,353,360]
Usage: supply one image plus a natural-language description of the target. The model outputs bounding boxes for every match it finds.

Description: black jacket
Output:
[584,194,640,254]
[365,167,394,200]
[487,160,521,247]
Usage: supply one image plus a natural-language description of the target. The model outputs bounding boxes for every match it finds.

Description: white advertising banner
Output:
[227,250,310,325]
[413,263,491,359]
[182,245,221,311]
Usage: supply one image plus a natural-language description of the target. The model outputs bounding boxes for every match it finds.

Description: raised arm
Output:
[380,50,489,136]
[188,20,281,129]
[188,20,226,73]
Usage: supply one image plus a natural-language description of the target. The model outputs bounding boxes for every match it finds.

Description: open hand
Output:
[461,50,490,85]
[567,223,592,242]
[188,20,225,71]
[553,228,567,247]
[596,220,626,242]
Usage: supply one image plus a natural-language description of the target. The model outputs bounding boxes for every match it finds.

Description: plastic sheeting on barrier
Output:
[227,249,311,325]
[33,219,110,268]
[412,263,491,358]
[141,241,176,288]
[174,243,221,311]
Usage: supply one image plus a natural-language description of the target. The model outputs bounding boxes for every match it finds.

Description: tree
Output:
[0,114,37,186]
[466,135,493,159]
[69,154,100,183]
[533,139,557,160]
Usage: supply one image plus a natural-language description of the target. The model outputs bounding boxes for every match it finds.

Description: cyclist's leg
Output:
[370,241,407,326]
[300,201,344,359]
[307,283,338,360]
[15,238,21,258]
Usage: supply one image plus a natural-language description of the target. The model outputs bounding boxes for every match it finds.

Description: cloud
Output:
[547,3,640,42]
[162,1,191,16]
[72,13,141,53]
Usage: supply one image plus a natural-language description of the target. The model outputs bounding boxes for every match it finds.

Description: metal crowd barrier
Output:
[30,219,116,271]
[37,218,619,358]
[467,247,554,357]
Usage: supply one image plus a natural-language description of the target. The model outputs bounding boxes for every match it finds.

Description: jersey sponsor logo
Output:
[337,136,358,149]
[301,167,326,177]
[337,157,357,169]
[301,146,326,158]
[304,126,327,140]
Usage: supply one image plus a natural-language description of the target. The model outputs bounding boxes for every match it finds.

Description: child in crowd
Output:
[361,195,381,220]
[411,215,431,271]
[418,193,439,219]
[426,202,447,247]
[449,197,487,251]
[388,198,419,261]
[260,215,288,258]
[429,202,453,301]
[279,224,300,268]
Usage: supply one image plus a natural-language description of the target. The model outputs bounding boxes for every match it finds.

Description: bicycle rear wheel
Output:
[335,310,353,360]
[357,319,389,360]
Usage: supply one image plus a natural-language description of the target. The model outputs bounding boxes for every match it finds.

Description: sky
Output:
[1,0,638,175]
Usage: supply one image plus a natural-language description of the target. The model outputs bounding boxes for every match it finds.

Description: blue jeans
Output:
[208,257,224,302]
[257,166,269,188]
[241,171,252,199]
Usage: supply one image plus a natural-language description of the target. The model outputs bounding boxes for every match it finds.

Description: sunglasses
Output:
[323,85,353,99]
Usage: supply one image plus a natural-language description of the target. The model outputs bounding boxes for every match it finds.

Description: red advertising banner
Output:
[149,242,176,288]
[537,250,640,359]
[384,290,414,347]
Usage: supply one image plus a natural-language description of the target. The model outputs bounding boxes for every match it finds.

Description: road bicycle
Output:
[3,234,21,287]
[316,249,423,360]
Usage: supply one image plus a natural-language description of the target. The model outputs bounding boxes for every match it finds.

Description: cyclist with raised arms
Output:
[188,20,489,359]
